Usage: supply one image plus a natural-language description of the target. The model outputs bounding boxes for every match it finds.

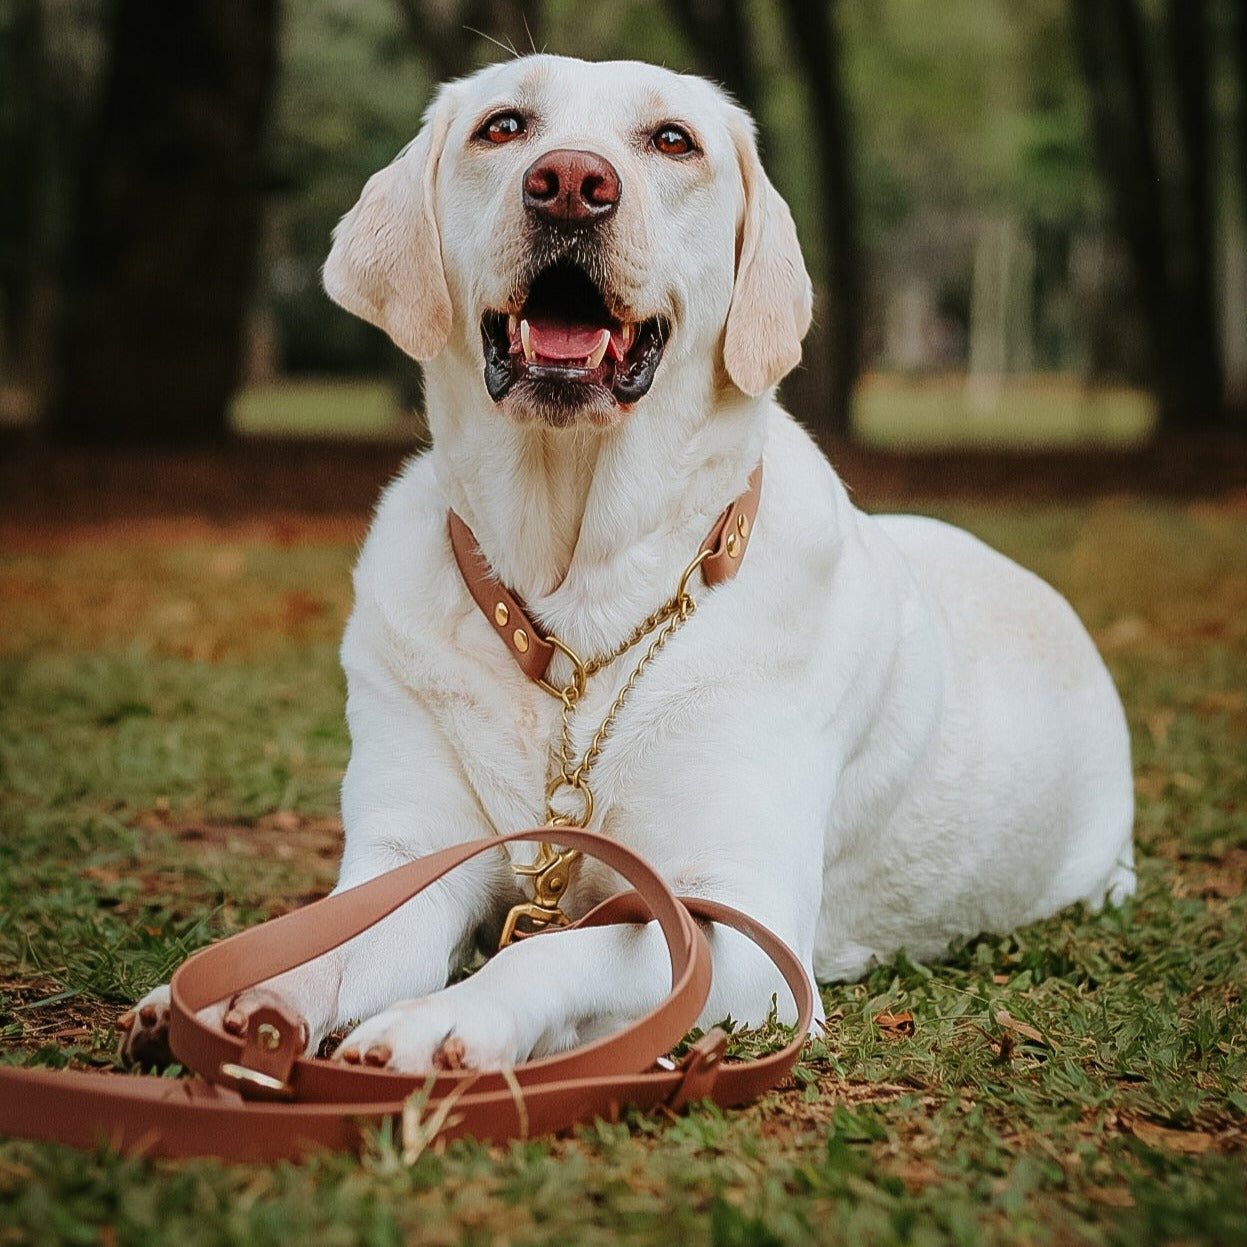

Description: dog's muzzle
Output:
[480,150,669,412]
[481,274,669,408]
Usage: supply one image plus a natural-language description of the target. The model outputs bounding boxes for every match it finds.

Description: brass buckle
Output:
[218,1061,295,1101]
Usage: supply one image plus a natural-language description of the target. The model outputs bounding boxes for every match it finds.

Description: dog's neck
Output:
[424,359,766,657]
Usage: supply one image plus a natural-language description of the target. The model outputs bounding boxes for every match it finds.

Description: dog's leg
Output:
[121,674,508,1065]
[119,846,506,1067]
[328,764,832,1072]
[330,899,821,1073]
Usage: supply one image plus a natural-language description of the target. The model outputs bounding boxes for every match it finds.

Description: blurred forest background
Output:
[2,0,1247,450]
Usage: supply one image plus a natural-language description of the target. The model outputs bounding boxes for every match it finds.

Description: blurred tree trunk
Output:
[669,0,863,439]
[0,0,46,399]
[1236,0,1247,233]
[49,0,280,444]
[966,215,1036,408]
[1162,0,1222,425]
[668,0,761,116]
[393,0,542,79]
[1069,0,1225,430]
[1230,0,1247,415]
[776,0,862,440]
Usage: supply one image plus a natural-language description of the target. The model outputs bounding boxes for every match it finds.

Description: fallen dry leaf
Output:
[1169,770,1203,793]
[1172,872,1243,900]
[263,810,303,833]
[1098,616,1151,650]
[1085,1185,1135,1208]
[81,866,122,885]
[874,1010,915,1037]
[994,1010,1047,1046]
[1127,1118,1214,1154]
[1195,691,1245,715]
[898,1159,940,1191]
[1144,708,1175,748]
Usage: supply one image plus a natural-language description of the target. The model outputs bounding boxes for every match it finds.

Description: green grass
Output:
[227,374,1157,449]
[853,375,1156,450]
[1,497,1245,1245]
[230,379,405,439]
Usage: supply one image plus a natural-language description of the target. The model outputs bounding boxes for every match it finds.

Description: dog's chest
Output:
[429,621,704,848]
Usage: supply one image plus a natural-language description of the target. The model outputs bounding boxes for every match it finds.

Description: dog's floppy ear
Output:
[723,116,813,397]
[323,96,453,361]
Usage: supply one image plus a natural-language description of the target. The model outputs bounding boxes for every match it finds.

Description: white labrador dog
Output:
[124,55,1134,1073]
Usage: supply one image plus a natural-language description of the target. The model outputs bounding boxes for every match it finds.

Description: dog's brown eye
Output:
[652,125,695,157]
[478,111,526,144]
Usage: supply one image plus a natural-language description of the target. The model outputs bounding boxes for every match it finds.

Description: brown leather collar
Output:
[449,465,763,685]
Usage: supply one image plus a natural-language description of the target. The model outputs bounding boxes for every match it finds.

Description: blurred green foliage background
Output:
[2,0,1245,444]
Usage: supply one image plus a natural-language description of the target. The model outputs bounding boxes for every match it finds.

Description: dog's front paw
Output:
[118,984,313,1068]
[117,984,173,1067]
[210,986,312,1051]
[332,993,527,1073]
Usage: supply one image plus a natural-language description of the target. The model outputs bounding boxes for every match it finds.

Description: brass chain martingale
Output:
[498,548,710,946]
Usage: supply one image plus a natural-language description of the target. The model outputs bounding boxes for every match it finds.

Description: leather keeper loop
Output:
[217,1006,302,1101]
[667,1028,729,1111]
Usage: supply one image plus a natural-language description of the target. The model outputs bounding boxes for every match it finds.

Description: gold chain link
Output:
[499,548,706,945]
[555,596,691,799]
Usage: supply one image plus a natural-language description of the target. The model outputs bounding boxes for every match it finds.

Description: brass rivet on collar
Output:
[737,513,749,538]
[726,532,740,558]
[494,602,510,627]
[513,628,530,653]
[256,1023,282,1052]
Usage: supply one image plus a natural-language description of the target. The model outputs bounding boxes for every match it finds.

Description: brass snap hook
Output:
[502,841,581,947]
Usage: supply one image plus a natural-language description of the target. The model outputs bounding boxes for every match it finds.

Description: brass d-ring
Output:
[676,547,712,611]
[536,633,588,703]
[545,773,594,828]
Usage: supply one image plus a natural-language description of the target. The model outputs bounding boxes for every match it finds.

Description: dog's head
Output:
[324,56,812,429]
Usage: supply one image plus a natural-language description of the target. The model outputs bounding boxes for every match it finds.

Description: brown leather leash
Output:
[0,827,813,1161]
[0,468,811,1160]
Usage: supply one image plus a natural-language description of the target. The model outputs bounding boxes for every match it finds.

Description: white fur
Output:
[127,55,1133,1073]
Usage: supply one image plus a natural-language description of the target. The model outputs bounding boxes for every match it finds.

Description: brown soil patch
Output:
[133,808,345,859]
[0,514,368,554]
[0,976,121,1056]
[3,433,1247,546]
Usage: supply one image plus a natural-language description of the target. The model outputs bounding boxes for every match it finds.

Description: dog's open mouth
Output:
[481,262,668,409]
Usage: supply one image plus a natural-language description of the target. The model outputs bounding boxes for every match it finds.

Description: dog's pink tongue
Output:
[527,319,606,361]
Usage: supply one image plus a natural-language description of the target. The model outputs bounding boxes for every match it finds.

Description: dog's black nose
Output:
[523,149,621,225]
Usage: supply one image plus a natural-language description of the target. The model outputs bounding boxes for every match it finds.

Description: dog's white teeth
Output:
[620,322,636,353]
[508,314,520,339]
[520,318,535,361]
[586,329,611,369]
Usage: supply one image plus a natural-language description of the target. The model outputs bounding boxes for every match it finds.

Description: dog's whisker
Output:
[463,25,522,60]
